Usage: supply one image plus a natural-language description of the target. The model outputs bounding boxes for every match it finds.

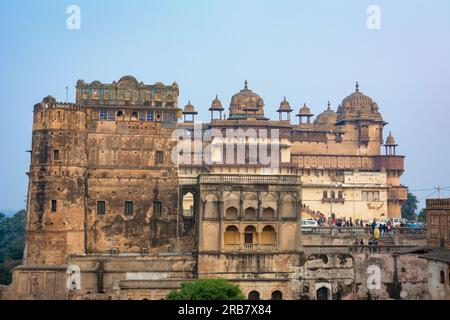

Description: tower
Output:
[25,96,87,264]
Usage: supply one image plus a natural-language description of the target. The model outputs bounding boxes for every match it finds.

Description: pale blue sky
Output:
[1,0,450,210]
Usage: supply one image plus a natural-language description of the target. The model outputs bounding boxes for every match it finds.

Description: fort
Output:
[0,76,448,300]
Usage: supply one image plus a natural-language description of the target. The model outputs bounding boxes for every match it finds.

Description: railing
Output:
[179,177,199,185]
[223,244,279,252]
[301,226,426,236]
[200,175,300,185]
[302,245,416,254]
[426,198,450,209]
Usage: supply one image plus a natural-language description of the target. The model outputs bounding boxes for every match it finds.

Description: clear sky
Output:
[1,0,450,211]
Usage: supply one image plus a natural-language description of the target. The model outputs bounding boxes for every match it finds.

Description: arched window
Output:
[248,290,260,300]
[316,286,330,300]
[440,270,445,284]
[225,207,238,219]
[244,226,257,244]
[224,226,240,245]
[244,207,257,220]
[116,110,124,119]
[330,191,335,199]
[323,191,328,199]
[131,111,138,121]
[261,225,277,244]
[182,193,194,217]
[271,291,282,300]
[263,207,275,219]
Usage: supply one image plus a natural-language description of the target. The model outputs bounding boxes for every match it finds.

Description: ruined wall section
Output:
[85,118,182,254]
[25,97,87,264]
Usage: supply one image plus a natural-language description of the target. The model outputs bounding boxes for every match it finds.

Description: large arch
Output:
[244,225,257,244]
[225,206,238,219]
[244,207,257,220]
[262,207,275,219]
[224,193,239,219]
[261,225,277,244]
[243,193,258,218]
[224,225,240,245]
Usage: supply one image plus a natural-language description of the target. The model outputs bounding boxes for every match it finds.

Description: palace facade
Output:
[1,76,415,300]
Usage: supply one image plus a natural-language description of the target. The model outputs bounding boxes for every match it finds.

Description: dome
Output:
[43,96,56,104]
[229,81,265,119]
[277,97,293,112]
[385,131,397,146]
[314,102,337,125]
[209,95,224,111]
[297,103,313,117]
[338,82,382,122]
[117,75,139,89]
[183,101,197,114]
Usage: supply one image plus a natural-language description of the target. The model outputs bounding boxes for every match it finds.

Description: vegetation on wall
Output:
[0,210,26,285]
[167,279,245,300]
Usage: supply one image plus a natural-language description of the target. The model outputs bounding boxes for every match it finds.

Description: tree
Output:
[417,209,426,223]
[401,193,418,221]
[167,279,245,300]
[0,210,26,284]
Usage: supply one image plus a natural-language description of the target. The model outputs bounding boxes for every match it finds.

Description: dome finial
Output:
[244,80,248,90]
[355,81,360,92]
[327,101,331,110]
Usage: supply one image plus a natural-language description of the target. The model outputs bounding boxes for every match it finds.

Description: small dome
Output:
[297,103,313,117]
[314,102,337,125]
[338,82,382,122]
[277,97,292,112]
[229,80,265,119]
[183,101,197,114]
[385,131,397,146]
[209,95,224,111]
[43,96,56,104]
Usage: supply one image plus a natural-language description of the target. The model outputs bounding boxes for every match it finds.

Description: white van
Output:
[301,219,319,227]
[391,217,407,227]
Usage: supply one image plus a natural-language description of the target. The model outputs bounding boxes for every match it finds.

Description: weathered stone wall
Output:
[85,120,183,254]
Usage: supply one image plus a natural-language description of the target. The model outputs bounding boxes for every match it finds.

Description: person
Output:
[374,226,380,240]
[387,221,392,235]
[368,237,374,252]
[349,217,353,227]
[371,219,377,235]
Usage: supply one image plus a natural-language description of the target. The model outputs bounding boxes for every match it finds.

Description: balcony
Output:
[200,174,300,185]
[372,155,405,172]
[322,197,345,204]
[223,244,279,253]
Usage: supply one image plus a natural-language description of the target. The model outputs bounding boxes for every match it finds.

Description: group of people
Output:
[352,237,382,252]
[370,219,394,237]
